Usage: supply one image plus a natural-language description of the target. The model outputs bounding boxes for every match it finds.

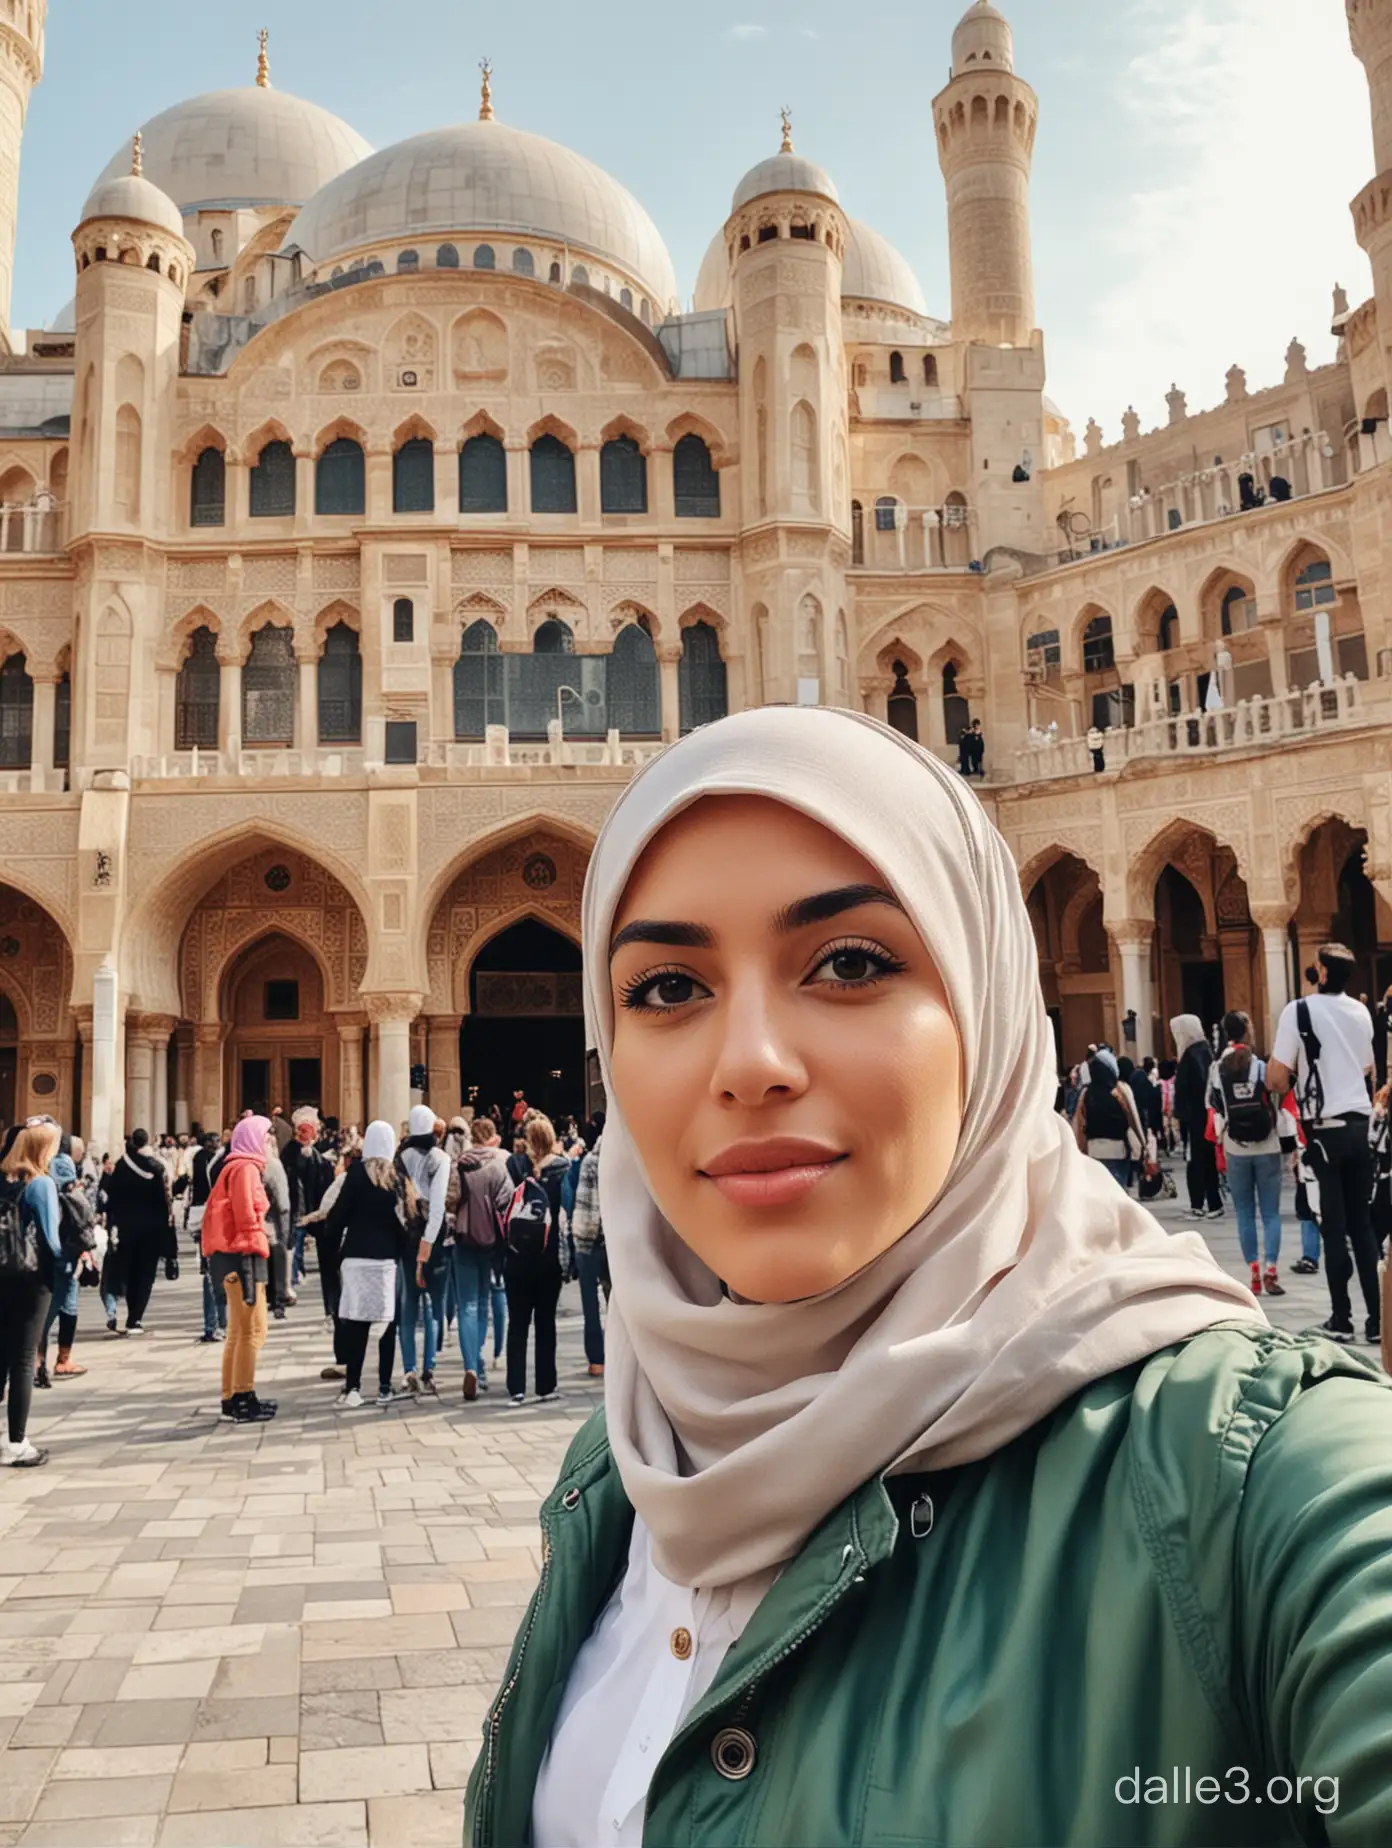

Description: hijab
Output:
[582,705,1266,1588]
[1170,1014,1206,1057]
[228,1116,271,1165]
[361,1120,395,1163]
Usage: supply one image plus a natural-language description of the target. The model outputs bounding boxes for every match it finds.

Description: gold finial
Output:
[131,131,143,178]
[257,27,270,88]
[479,58,495,122]
[779,106,793,153]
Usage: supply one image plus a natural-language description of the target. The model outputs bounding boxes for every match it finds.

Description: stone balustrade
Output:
[0,497,65,556]
[127,725,668,782]
[851,500,976,572]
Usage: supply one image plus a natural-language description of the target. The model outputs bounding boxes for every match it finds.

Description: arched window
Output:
[875,494,899,533]
[512,247,535,277]
[1157,603,1178,651]
[791,400,818,507]
[147,253,161,274]
[397,249,420,272]
[241,626,295,745]
[923,354,938,387]
[436,244,459,268]
[473,245,496,271]
[189,446,225,526]
[175,627,220,750]
[890,351,907,384]
[316,437,365,516]
[242,274,257,312]
[678,621,727,734]
[619,286,633,311]
[1220,585,1253,635]
[640,299,652,325]
[249,439,296,517]
[210,228,223,262]
[317,623,362,743]
[115,405,141,522]
[1294,554,1336,610]
[0,652,33,767]
[533,618,575,655]
[851,499,864,566]
[530,433,576,514]
[608,621,660,734]
[548,259,562,284]
[459,433,508,513]
[673,433,720,518]
[600,435,647,514]
[887,659,917,740]
[392,598,414,644]
[571,264,589,286]
[942,662,970,741]
[1082,613,1115,674]
[53,672,70,769]
[454,619,505,738]
[393,436,435,514]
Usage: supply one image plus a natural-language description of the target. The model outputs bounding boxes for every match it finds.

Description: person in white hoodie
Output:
[396,1106,450,1394]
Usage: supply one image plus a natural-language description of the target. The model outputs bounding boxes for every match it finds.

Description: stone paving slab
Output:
[0,1171,1380,1845]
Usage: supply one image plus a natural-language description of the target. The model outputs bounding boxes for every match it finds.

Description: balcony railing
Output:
[852,501,976,572]
[0,498,67,556]
[1012,674,1368,783]
[129,725,667,781]
[0,765,66,794]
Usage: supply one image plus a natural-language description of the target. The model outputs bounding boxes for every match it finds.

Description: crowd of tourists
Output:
[1064,939,1390,1357]
[0,1092,610,1462]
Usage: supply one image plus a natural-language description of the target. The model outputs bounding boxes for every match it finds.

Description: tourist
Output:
[453,1115,514,1399]
[568,1126,608,1375]
[0,1120,63,1467]
[956,721,974,776]
[503,1114,569,1406]
[1072,1048,1141,1188]
[1130,1056,1163,1145]
[968,717,986,775]
[270,1105,293,1154]
[470,705,1392,1847]
[283,1107,333,1287]
[1171,1015,1222,1218]
[1207,1011,1286,1296]
[199,1115,277,1423]
[297,1146,356,1382]
[323,1119,410,1409]
[1269,942,1379,1345]
[188,1133,225,1343]
[35,1150,96,1385]
[1087,722,1105,771]
[397,1107,450,1395]
[101,1128,178,1334]
[509,1089,529,1140]
[261,1134,293,1318]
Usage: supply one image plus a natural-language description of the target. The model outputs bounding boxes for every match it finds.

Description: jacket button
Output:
[710,1726,757,1781]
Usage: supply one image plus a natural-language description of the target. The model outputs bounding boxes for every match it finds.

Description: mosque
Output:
[0,0,1390,1144]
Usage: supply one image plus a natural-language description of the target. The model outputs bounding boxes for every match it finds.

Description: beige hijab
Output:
[582,706,1265,1588]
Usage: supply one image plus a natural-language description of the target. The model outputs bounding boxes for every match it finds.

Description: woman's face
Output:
[608,794,964,1303]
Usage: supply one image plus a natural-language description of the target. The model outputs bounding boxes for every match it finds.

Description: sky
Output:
[13,1,1376,437]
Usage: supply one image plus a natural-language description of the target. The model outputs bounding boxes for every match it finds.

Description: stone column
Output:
[148,1016,175,1137]
[367,995,422,1134]
[192,1023,224,1135]
[434,441,455,522]
[29,671,56,782]
[73,1008,94,1144]
[125,1018,155,1137]
[172,1027,193,1135]
[217,652,242,758]
[427,1015,463,1117]
[576,445,601,525]
[1252,908,1294,1051]
[1108,920,1156,1060]
[90,959,119,1156]
[657,644,682,742]
[337,1017,366,1131]
[297,651,318,754]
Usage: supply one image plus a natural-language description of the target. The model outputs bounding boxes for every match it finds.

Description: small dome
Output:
[284,120,677,308]
[46,297,75,333]
[842,218,927,316]
[94,87,372,215]
[731,151,839,214]
[80,171,185,240]
[952,0,1014,75]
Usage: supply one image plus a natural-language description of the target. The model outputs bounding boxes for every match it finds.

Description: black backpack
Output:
[1217,1054,1277,1145]
[58,1184,97,1259]
[0,1176,41,1280]
[503,1174,552,1260]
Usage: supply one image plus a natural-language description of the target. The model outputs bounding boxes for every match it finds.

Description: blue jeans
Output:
[42,1262,79,1349]
[202,1267,227,1337]
[1227,1151,1283,1266]
[398,1258,446,1376]
[1300,1217,1321,1264]
[292,1222,307,1285]
[576,1244,607,1366]
[450,1243,494,1380]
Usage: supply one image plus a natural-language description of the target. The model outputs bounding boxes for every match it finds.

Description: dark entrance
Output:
[461,918,585,1128]
[287,1058,322,1110]
[240,1058,271,1114]
[0,992,14,1130]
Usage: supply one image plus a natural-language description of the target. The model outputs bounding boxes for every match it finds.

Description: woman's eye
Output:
[620,971,706,1012]
[809,944,907,987]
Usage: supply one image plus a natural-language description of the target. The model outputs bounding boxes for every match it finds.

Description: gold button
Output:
[670,1626,693,1661]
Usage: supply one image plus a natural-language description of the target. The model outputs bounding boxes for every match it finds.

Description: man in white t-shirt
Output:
[1269,942,1378,1345]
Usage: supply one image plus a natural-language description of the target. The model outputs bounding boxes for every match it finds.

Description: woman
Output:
[35,1150,95,1385]
[467,706,1392,1848]
[1207,1010,1286,1297]
[503,1114,570,1406]
[397,1107,451,1396]
[200,1116,277,1424]
[453,1115,515,1400]
[568,1127,608,1377]
[100,1127,177,1333]
[1171,1014,1223,1219]
[323,1120,410,1410]
[0,1121,62,1467]
[1071,1047,1141,1190]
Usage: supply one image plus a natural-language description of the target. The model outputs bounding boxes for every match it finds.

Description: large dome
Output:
[283,121,679,309]
[693,216,929,320]
[93,87,372,215]
[80,172,184,241]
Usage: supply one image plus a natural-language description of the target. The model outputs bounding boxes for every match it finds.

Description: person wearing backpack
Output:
[452,1116,515,1401]
[396,1107,451,1397]
[1206,1011,1286,1297]
[503,1114,570,1406]
[0,1120,63,1466]
[34,1150,97,1386]
[569,1128,608,1376]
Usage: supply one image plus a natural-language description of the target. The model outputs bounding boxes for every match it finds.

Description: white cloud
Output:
[728,23,769,42]
[1047,0,1374,435]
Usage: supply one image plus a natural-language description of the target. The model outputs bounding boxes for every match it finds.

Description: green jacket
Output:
[465,1325,1392,1847]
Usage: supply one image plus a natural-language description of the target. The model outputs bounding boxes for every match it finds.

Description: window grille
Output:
[608,622,660,734]
[249,440,295,517]
[530,434,576,513]
[0,652,33,767]
[53,673,71,768]
[317,622,362,743]
[453,619,505,738]
[392,598,414,644]
[600,435,647,513]
[175,626,220,749]
[393,436,434,513]
[673,434,719,517]
[190,447,225,526]
[678,620,727,734]
[242,626,295,745]
[316,438,365,516]
[459,434,507,513]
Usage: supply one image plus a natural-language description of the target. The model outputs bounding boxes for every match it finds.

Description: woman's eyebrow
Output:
[608,884,906,961]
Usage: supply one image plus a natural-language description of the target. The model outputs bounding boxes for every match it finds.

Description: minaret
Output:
[0,0,45,350]
[1348,1,1392,405]
[933,1,1037,348]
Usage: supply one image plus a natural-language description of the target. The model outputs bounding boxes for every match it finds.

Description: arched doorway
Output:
[1155,865,1223,1030]
[461,918,585,1130]
[1294,818,1391,998]
[1025,853,1109,1066]
[0,882,76,1133]
[221,933,333,1118]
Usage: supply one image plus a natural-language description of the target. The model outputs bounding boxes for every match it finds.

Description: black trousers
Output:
[313,1227,343,1321]
[505,1262,562,1399]
[0,1276,48,1444]
[339,1318,397,1393]
[1184,1132,1223,1213]
[123,1236,162,1326]
[1306,1117,1380,1326]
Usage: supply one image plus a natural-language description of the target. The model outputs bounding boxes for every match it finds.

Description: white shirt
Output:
[532,1516,776,1848]
[1272,992,1374,1121]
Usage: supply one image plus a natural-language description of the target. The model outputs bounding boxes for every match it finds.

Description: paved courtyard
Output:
[0,1177,1377,1847]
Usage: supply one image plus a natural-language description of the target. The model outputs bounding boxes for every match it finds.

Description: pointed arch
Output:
[459,408,506,444]
[312,415,369,459]
[526,412,579,450]
[242,418,297,465]
[391,411,439,448]
[664,411,733,468]
[176,424,231,467]
[599,413,653,454]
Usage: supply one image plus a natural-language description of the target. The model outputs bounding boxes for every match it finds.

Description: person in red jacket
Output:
[200,1115,278,1424]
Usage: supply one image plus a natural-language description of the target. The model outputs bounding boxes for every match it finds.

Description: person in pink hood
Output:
[200,1115,278,1424]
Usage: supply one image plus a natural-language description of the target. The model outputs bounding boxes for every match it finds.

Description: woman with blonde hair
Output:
[0,1119,63,1466]
[502,1113,571,1406]
[468,705,1392,1848]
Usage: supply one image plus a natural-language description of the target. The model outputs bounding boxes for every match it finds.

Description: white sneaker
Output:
[1,1437,43,1466]
[334,1389,363,1410]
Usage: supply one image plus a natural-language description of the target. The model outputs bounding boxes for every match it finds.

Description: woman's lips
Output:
[706,1156,848,1208]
